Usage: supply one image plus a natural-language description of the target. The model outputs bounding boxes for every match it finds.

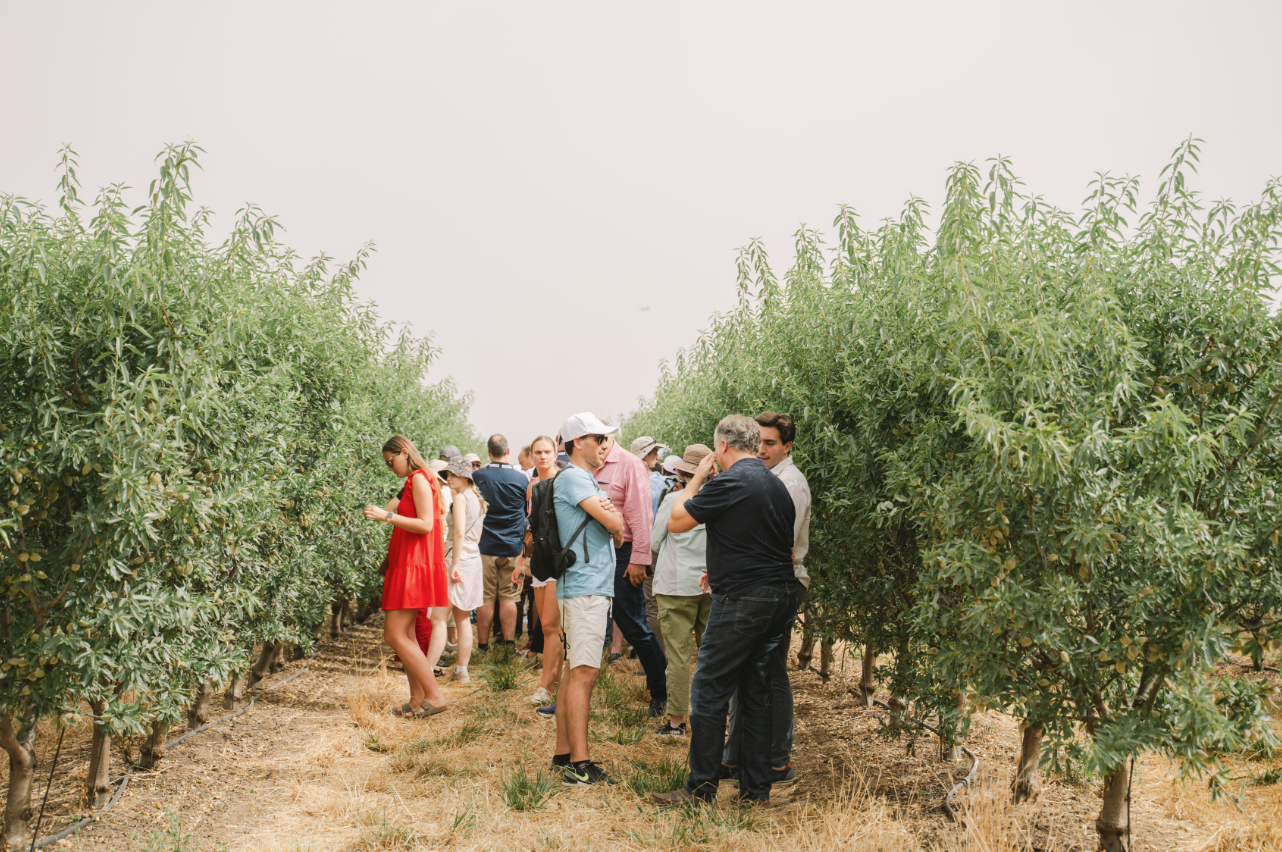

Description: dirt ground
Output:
[10,615,1280,852]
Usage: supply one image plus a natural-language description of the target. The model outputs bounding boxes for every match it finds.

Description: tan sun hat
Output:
[671,444,712,476]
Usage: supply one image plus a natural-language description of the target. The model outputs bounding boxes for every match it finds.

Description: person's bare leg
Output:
[563,665,599,762]
[554,664,572,756]
[453,607,474,669]
[384,609,445,708]
[402,616,426,706]
[425,606,449,671]
[539,588,564,693]
[610,622,624,655]
[499,600,518,642]
[475,600,495,647]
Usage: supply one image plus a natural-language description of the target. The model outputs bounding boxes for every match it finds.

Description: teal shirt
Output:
[554,465,616,600]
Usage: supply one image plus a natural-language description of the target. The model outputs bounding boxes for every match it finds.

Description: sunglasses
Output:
[585,434,609,444]
[385,451,404,469]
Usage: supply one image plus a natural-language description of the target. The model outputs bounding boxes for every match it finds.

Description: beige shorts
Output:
[558,595,611,670]
[481,554,522,604]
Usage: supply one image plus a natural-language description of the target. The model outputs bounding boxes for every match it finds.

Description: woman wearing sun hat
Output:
[444,457,487,683]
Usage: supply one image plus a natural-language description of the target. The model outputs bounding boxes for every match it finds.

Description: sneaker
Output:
[607,652,622,664]
[535,703,556,720]
[645,698,665,718]
[654,721,686,738]
[477,643,489,653]
[562,760,617,787]
[772,765,796,783]
[528,687,553,705]
[444,642,458,653]
[449,667,470,684]
[551,752,571,770]
[649,788,705,806]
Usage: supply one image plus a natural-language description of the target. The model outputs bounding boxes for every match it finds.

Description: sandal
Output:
[390,703,415,719]
[417,701,448,718]
[432,666,446,678]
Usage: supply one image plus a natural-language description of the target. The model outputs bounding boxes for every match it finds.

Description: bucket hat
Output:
[671,444,712,477]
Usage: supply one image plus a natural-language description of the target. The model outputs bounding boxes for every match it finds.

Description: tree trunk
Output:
[224,672,247,710]
[796,603,816,670]
[888,693,908,728]
[86,699,113,809]
[1013,726,1043,803]
[0,711,36,850]
[248,641,277,686]
[939,691,966,762]
[271,641,290,671]
[818,637,834,683]
[139,720,169,769]
[858,644,877,706]
[188,681,214,730]
[331,596,354,638]
[1096,763,1131,852]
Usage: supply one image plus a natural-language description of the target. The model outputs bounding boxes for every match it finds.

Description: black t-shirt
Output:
[684,457,796,599]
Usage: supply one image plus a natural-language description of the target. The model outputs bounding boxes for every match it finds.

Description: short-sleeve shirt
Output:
[683,457,795,599]
[553,465,616,600]
[471,462,529,557]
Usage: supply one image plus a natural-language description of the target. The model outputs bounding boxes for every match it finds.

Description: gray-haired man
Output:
[649,414,803,807]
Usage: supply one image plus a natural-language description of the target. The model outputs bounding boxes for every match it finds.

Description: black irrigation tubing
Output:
[870,699,979,822]
[31,661,312,850]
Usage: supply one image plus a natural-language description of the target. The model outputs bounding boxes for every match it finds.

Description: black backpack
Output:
[528,474,592,582]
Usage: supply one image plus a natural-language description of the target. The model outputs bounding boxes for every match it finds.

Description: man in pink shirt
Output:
[596,435,668,716]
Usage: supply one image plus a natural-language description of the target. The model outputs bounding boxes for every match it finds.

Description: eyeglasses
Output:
[585,434,608,444]
[385,451,403,469]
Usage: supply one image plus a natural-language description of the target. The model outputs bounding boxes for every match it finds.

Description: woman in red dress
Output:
[364,435,449,718]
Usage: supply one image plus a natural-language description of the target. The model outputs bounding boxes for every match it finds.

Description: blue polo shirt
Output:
[553,465,615,600]
[471,462,529,556]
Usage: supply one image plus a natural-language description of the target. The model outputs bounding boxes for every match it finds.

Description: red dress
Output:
[381,468,448,611]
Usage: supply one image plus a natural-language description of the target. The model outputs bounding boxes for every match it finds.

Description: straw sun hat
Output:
[671,444,712,476]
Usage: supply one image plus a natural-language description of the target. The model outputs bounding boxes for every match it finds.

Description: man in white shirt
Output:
[722,412,811,784]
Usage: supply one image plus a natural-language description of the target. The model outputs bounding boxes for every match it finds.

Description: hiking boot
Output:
[607,652,622,664]
[535,703,557,720]
[562,761,617,787]
[645,698,666,718]
[734,793,797,808]
[653,721,686,738]
[528,687,553,705]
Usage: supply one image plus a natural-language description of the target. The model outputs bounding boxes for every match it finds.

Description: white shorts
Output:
[531,575,555,590]
[558,595,611,670]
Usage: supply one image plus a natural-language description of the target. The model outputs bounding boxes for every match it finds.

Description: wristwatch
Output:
[386,511,395,522]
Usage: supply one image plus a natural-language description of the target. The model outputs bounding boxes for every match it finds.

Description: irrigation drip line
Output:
[31,662,311,850]
[870,699,978,821]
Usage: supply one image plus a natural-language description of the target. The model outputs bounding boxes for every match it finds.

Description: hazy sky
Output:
[3,1,1280,449]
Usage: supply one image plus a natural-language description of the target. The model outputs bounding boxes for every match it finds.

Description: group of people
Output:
[366,409,811,806]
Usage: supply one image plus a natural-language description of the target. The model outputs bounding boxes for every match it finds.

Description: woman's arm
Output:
[450,492,467,581]
[363,475,434,533]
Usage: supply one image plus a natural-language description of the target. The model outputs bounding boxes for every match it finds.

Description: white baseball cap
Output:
[559,412,620,442]
[661,454,682,475]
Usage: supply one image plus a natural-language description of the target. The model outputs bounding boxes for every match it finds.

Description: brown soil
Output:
[8,618,1277,851]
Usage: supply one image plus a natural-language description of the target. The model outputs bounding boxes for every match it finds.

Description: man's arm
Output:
[580,494,623,533]
[669,452,718,533]
[622,458,654,565]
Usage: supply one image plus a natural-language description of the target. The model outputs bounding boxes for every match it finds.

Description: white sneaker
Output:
[528,687,553,705]
[449,667,470,684]
[445,642,458,653]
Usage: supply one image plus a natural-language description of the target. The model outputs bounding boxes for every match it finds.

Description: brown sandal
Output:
[417,701,447,718]
[390,703,415,719]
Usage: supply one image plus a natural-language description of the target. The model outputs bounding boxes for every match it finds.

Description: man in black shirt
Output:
[649,414,803,806]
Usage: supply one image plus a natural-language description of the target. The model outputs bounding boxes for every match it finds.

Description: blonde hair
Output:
[383,435,445,515]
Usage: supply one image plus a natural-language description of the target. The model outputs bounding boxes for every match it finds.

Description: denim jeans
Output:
[612,542,667,703]
[722,637,793,775]
[684,580,803,801]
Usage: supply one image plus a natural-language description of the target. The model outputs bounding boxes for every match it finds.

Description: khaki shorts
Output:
[482,554,522,604]
[558,595,611,670]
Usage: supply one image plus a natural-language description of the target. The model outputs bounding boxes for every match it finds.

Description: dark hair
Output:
[755,411,795,446]
[487,434,509,458]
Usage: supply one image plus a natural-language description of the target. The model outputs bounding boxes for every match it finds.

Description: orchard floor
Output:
[14,615,1279,852]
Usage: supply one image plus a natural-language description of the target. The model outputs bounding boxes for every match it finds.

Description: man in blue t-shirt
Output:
[471,434,530,648]
[549,412,625,788]
[649,414,802,807]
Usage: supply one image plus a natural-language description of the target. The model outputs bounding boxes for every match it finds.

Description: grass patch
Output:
[390,750,454,778]
[363,733,390,753]
[627,800,758,848]
[501,765,558,811]
[438,718,485,748]
[595,668,629,708]
[350,813,423,849]
[624,756,689,797]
